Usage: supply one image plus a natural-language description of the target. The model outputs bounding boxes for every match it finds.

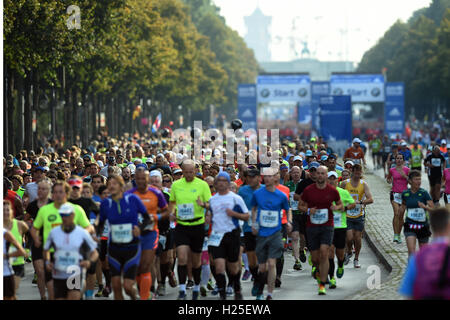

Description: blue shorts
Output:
[108,243,141,279]
[140,230,159,251]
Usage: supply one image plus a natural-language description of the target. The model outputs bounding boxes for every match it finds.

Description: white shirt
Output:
[25,182,39,203]
[210,191,248,234]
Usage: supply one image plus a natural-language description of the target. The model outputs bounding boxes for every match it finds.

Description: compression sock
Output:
[242,253,249,271]
[103,268,111,287]
[276,255,284,277]
[257,271,267,295]
[226,267,233,288]
[216,273,227,298]
[201,264,210,286]
[192,266,202,290]
[329,259,335,278]
[160,263,169,285]
[231,270,242,293]
[250,266,259,280]
[177,265,188,291]
[139,272,152,300]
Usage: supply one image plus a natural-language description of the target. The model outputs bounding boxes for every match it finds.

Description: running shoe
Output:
[311,266,317,279]
[344,253,352,265]
[226,285,234,296]
[275,278,281,288]
[95,288,104,298]
[177,291,187,300]
[149,292,157,300]
[397,236,402,244]
[200,286,207,297]
[336,266,344,278]
[186,280,194,290]
[192,290,199,300]
[308,254,313,266]
[207,279,215,291]
[251,284,259,297]
[256,294,264,300]
[299,249,307,263]
[234,292,243,300]
[242,269,251,281]
[393,235,399,243]
[157,284,166,297]
[168,271,177,288]
[293,259,302,271]
[102,286,111,298]
[329,277,337,289]
[32,273,38,285]
[354,259,361,268]
[211,285,219,296]
[318,284,326,295]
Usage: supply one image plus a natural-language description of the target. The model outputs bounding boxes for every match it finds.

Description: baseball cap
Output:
[352,138,362,144]
[247,169,260,177]
[59,203,75,217]
[127,164,136,175]
[68,178,83,188]
[345,161,354,167]
[146,158,154,164]
[321,155,328,162]
[293,156,302,162]
[217,171,230,182]
[441,139,447,145]
[35,166,46,172]
[305,150,313,157]
[173,168,182,174]
[136,163,148,170]
[308,162,320,169]
[401,142,407,146]
[310,137,316,142]
[280,164,288,170]
[327,171,338,179]
[150,170,162,179]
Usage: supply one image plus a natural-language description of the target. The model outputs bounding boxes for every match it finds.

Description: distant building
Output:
[259,58,355,81]
[244,7,271,63]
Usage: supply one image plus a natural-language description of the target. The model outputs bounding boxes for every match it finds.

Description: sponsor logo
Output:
[260,89,270,98]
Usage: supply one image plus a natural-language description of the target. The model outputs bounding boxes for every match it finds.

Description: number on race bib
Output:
[347,204,361,217]
[333,213,342,228]
[407,208,426,222]
[208,231,225,247]
[111,223,133,243]
[54,250,80,273]
[260,210,279,228]
[178,203,195,220]
[393,193,402,204]
[431,158,441,167]
[311,209,329,225]
[290,192,298,210]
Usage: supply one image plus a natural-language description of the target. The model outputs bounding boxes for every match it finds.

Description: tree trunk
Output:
[72,86,78,147]
[23,71,33,151]
[15,73,24,153]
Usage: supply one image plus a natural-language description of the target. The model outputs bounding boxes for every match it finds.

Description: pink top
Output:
[390,166,410,193]
[444,168,450,194]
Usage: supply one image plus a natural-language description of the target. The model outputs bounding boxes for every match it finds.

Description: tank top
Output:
[3,229,14,277]
[344,179,365,218]
[9,219,24,266]
[411,149,422,168]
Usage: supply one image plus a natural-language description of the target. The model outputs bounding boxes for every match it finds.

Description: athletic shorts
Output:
[99,239,108,261]
[108,243,141,280]
[382,153,390,162]
[411,166,422,172]
[292,213,307,234]
[208,228,241,263]
[140,230,159,251]
[347,216,365,232]
[31,244,43,261]
[156,230,174,256]
[255,231,283,264]
[428,175,442,187]
[403,222,431,244]
[45,252,54,283]
[244,232,257,252]
[174,224,205,253]
[12,265,25,278]
[306,226,334,251]
[240,236,245,248]
[332,228,347,249]
[3,275,15,298]
[53,278,80,299]
[373,151,382,157]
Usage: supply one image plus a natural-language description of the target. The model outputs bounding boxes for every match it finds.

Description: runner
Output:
[410,141,423,172]
[344,138,366,167]
[399,170,434,257]
[298,165,342,295]
[251,167,291,300]
[341,164,374,268]
[43,203,99,300]
[98,174,149,300]
[369,135,383,170]
[386,143,400,176]
[386,154,410,243]
[208,171,249,300]
[424,145,446,205]
[127,168,169,300]
[167,159,212,300]
[381,135,392,174]
[326,172,355,288]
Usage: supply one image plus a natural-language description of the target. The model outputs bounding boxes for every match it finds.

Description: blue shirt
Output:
[399,149,412,163]
[238,184,264,233]
[250,187,290,237]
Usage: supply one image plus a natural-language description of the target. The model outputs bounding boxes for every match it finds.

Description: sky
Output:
[212,0,432,63]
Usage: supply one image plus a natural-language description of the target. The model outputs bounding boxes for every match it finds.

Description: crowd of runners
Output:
[3,126,450,300]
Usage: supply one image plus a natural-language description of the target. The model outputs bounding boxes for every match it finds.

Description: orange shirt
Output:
[276,184,290,224]
[344,147,365,160]
[129,186,168,231]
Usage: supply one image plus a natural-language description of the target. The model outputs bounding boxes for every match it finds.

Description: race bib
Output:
[208,230,225,247]
[393,193,402,204]
[178,203,195,220]
[431,158,441,167]
[353,159,361,165]
[333,213,343,228]
[111,223,133,243]
[159,235,167,250]
[407,208,426,222]
[8,246,18,265]
[290,192,298,210]
[384,147,391,153]
[54,250,80,273]
[310,209,329,225]
[102,221,110,238]
[347,204,361,217]
[202,237,209,251]
[260,210,279,228]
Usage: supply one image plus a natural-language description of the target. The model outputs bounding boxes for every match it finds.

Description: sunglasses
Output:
[163,180,171,183]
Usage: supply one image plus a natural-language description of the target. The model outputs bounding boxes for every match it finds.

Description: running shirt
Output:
[209,191,248,234]
[3,229,14,277]
[344,179,366,218]
[285,180,301,214]
[238,184,264,233]
[444,168,450,194]
[390,166,410,193]
[250,187,290,237]
[425,153,445,177]
[344,147,365,164]
[369,139,382,153]
[301,184,340,228]
[99,193,147,245]
[276,184,290,224]
[33,202,91,247]
[127,187,168,232]
[401,188,432,224]
[8,219,24,266]
[44,226,97,280]
[333,187,355,229]
[169,177,212,226]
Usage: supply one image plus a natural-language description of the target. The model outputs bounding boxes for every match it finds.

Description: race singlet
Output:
[111,223,133,243]
[260,210,279,228]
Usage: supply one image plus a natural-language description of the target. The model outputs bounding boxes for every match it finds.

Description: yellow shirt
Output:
[344,179,366,219]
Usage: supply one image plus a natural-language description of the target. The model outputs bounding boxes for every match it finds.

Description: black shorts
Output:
[108,243,141,280]
[428,175,442,187]
[53,278,80,299]
[244,232,257,252]
[292,213,307,234]
[99,239,108,261]
[3,275,15,298]
[12,265,25,278]
[403,222,431,243]
[306,226,334,251]
[208,229,241,263]
[332,228,347,249]
[174,224,205,253]
[31,244,43,261]
[382,154,389,162]
[156,230,174,256]
[372,152,381,157]
[45,252,55,283]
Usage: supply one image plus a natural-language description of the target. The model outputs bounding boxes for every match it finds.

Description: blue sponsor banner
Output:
[237,84,257,131]
[330,74,384,103]
[319,95,352,143]
[384,82,404,138]
[298,102,312,124]
[311,81,330,132]
[256,74,311,103]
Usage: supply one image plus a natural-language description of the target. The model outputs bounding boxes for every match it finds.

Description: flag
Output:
[152,113,162,133]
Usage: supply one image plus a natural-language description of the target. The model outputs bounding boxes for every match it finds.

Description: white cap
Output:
[59,203,74,215]
[352,138,362,144]
[345,161,354,166]
[293,155,302,162]
[150,170,162,179]
[401,141,407,146]
[97,160,104,167]
[327,171,338,178]
[173,168,182,174]
[441,139,447,145]
[127,164,136,175]
[146,158,154,164]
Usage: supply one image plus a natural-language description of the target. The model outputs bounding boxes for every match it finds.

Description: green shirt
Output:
[370,139,382,153]
[284,180,300,214]
[401,188,431,224]
[333,187,355,229]
[33,202,91,247]
[169,177,212,226]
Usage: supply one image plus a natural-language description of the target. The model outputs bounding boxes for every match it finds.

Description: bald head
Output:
[316,165,328,185]
[182,159,195,181]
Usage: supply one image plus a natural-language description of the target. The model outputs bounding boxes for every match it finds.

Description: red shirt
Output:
[276,184,290,224]
[301,183,340,228]
[4,190,19,217]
